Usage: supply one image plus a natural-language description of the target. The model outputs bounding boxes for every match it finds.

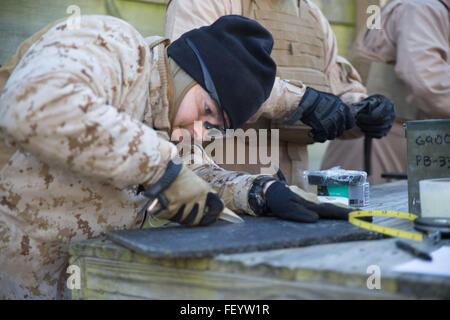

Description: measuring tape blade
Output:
[348,210,424,242]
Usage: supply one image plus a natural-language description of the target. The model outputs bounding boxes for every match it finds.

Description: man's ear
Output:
[223,111,232,129]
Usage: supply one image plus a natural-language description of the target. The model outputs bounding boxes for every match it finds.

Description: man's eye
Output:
[204,121,223,133]
[204,103,212,114]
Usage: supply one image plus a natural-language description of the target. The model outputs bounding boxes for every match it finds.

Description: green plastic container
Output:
[404,120,450,214]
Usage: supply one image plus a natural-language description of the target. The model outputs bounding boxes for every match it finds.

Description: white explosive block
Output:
[420,178,450,218]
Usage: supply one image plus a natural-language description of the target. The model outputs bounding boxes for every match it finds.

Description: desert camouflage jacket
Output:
[0,15,265,299]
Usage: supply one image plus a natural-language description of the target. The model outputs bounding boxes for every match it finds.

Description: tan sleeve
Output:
[181,144,269,215]
[164,0,241,41]
[247,78,306,122]
[392,1,450,118]
[307,1,367,105]
[0,16,177,190]
[352,1,400,64]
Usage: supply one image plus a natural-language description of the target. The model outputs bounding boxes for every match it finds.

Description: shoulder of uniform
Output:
[81,14,137,30]
[397,0,447,13]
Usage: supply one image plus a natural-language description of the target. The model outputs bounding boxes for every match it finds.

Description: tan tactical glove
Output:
[142,160,224,226]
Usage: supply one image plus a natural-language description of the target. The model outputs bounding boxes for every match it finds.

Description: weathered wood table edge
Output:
[69,181,450,300]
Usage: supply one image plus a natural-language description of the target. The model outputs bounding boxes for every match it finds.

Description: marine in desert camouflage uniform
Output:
[0,14,357,299]
[0,15,276,299]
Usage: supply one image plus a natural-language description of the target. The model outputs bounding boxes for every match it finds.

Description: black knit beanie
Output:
[167,15,276,129]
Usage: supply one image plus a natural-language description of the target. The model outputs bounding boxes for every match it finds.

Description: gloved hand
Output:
[142,160,224,226]
[351,94,396,139]
[262,181,355,222]
[287,184,371,220]
[285,87,355,143]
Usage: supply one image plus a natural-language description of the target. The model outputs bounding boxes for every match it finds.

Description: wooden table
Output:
[69,181,450,299]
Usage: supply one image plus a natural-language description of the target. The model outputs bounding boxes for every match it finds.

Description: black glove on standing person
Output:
[351,94,396,138]
[284,87,355,143]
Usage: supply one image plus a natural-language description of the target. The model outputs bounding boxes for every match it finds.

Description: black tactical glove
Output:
[284,87,355,143]
[249,179,356,223]
[351,94,396,139]
[142,160,223,226]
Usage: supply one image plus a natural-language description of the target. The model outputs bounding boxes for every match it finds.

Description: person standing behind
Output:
[322,0,450,184]
[165,0,396,188]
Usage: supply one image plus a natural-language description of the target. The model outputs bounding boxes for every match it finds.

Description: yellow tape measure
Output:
[349,210,424,242]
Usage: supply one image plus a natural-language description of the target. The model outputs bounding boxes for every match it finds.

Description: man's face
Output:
[172,84,231,143]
